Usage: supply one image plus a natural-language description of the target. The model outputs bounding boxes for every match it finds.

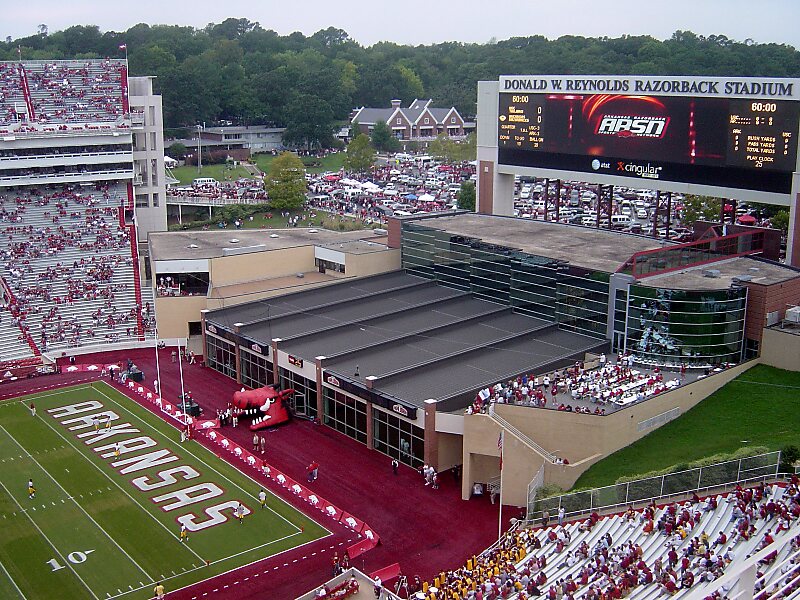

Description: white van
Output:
[611,214,632,228]
[193,177,219,187]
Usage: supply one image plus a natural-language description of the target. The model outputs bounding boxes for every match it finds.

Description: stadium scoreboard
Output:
[496,76,800,194]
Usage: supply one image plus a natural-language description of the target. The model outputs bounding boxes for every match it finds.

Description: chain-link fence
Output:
[528,451,780,521]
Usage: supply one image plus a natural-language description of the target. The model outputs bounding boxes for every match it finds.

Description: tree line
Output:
[2,19,799,147]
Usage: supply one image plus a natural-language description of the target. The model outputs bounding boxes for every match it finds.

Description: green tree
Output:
[166,142,187,159]
[769,209,789,234]
[344,134,376,174]
[457,181,476,211]
[370,120,400,152]
[282,93,335,150]
[265,152,307,211]
[429,134,452,162]
[681,195,722,226]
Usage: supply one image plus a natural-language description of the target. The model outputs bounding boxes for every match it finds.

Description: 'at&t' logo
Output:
[596,115,669,138]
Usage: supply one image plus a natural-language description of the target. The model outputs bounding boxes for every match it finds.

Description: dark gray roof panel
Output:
[279,295,503,359]
[207,271,425,328]
[240,282,465,340]
[363,328,605,406]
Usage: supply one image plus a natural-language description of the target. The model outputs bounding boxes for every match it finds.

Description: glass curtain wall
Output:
[402,222,610,339]
[278,368,319,419]
[322,387,367,443]
[239,347,273,389]
[372,407,425,468]
[626,285,747,365]
[205,334,236,378]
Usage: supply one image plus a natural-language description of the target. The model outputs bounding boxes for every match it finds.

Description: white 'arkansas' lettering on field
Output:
[47,397,249,530]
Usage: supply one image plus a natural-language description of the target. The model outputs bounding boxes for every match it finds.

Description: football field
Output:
[0,382,329,599]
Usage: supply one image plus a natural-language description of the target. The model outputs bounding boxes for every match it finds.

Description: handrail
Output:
[489,405,559,463]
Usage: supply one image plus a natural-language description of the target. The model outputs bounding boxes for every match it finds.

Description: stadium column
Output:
[789,175,800,267]
[271,338,281,385]
[424,399,438,470]
[232,323,243,384]
[200,309,209,361]
[314,356,325,422]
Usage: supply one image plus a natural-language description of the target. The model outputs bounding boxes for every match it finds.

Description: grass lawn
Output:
[573,364,800,491]
[170,164,254,186]
[253,152,345,175]
[0,382,327,599]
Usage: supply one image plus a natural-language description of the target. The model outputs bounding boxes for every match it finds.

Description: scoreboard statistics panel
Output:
[497,92,800,194]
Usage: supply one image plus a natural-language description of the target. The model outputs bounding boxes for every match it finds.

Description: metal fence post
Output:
[737,458,742,481]
[697,467,702,490]
[659,475,664,497]
[625,483,629,505]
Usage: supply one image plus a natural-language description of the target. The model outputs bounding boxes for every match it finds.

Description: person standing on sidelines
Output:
[252,433,259,451]
[235,502,245,524]
[179,524,188,543]
[259,436,266,455]
[27,479,36,499]
[258,489,267,509]
[154,582,166,600]
[391,458,399,475]
[29,403,36,417]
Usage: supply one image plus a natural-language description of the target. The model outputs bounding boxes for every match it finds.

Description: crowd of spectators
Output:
[306,158,474,223]
[467,354,683,418]
[0,59,127,129]
[0,182,152,352]
[168,179,268,202]
[425,480,800,600]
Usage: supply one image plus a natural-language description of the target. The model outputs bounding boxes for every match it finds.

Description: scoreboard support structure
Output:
[476,76,800,266]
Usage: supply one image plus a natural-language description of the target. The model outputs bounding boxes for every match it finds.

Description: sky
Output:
[4,0,800,49]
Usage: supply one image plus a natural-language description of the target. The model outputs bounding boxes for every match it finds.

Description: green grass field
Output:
[0,382,328,599]
[253,152,345,174]
[170,164,254,185]
[573,364,800,490]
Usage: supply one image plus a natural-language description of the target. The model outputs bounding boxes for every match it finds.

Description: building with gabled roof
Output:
[350,99,471,141]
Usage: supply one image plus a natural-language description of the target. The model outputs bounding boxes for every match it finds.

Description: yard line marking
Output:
[0,551,26,600]
[92,385,315,535]
[0,480,98,600]
[27,407,207,565]
[0,424,155,584]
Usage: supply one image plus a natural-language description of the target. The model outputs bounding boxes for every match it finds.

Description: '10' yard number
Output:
[46,549,95,571]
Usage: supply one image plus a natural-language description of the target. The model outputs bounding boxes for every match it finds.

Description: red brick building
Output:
[350,99,471,141]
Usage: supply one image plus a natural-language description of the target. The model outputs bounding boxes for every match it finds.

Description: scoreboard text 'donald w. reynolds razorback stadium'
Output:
[496,75,800,196]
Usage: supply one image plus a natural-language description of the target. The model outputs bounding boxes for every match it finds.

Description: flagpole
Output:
[498,429,504,540]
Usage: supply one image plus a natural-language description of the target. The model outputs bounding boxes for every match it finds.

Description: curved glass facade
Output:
[626,285,747,365]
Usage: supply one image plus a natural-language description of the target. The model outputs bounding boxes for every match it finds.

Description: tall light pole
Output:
[197,124,202,174]
[154,328,162,397]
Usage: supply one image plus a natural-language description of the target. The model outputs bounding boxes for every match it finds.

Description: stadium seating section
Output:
[0,182,152,360]
[0,59,127,129]
[431,483,800,600]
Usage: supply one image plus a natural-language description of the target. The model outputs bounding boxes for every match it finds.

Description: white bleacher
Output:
[0,63,27,126]
[436,482,800,600]
[0,304,35,360]
[0,182,149,355]
[26,60,125,125]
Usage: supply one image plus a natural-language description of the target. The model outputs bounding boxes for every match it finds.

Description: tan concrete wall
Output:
[501,434,547,507]
[346,249,401,277]
[760,328,800,372]
[154,295,209,339]
[437,432,463,472]
[461,361,758,501]
[209,247,315,286]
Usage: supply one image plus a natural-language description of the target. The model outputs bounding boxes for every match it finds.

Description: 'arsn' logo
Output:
[597,116,669,138]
